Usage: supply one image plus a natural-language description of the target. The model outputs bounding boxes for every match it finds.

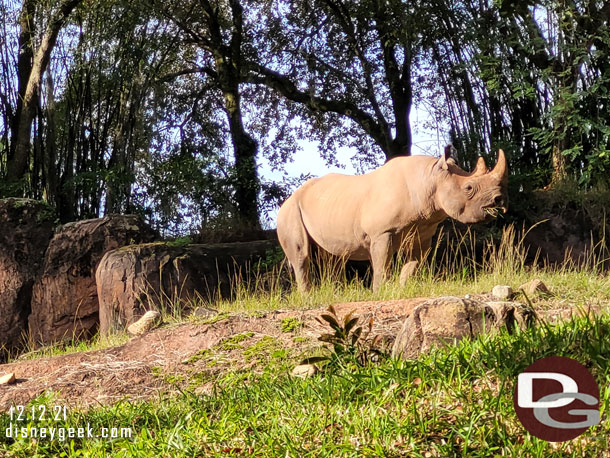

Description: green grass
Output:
[216,267,610,313]
[8,333,130,363]
[2,311,610,457]
[208,223,610,313]
[2,223,610,456]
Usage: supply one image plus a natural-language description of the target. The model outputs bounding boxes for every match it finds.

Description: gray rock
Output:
[485,301,536,332]
[127,310,161,336]
[519,279,552,297]
[192,307,218,319]
[392,296,534,359]
[492,285,513,299]
[291,364,319,377]
[0,372,16,385]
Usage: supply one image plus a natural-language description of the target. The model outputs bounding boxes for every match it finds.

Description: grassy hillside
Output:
[1,224,610,457]
[2,310,610,457]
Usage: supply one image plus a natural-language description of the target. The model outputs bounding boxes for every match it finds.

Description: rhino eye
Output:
[464,183,475,197]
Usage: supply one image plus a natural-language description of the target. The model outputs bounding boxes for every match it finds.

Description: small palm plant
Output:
[302,305,386,370]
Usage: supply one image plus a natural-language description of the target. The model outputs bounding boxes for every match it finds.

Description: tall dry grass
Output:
[214,222,610,312]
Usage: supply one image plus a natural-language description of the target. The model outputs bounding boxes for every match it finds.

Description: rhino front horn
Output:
[490,149,508,181]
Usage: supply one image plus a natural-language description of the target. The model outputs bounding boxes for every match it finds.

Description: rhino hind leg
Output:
[292,249,311,292]
[277,199,312,292]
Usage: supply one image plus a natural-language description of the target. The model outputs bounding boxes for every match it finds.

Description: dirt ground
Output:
[0,298,431,411]
[0,296,600,412]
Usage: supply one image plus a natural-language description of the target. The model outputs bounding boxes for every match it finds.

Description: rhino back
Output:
[360,156,441,230]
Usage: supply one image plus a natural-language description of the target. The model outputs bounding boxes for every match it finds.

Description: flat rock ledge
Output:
[392,296,534,360]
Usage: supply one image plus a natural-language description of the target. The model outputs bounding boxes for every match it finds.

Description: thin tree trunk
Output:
[551,144,567,184]
[44,74,57,204]
[7,0,84,185]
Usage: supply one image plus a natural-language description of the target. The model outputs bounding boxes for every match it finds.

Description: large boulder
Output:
[28,215,156,346]
[392,297,534,359]
[0,199,56,358]
[96,240,278,334]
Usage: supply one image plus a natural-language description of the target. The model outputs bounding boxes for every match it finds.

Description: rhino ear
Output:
[436,144,455,171]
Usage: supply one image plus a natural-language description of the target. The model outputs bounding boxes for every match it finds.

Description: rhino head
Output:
[434,147,508,224]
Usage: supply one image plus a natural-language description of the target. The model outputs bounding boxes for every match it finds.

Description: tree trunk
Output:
[105,86,130,215]
[11,0,35,152]
[551,144,567,185]
[7,0,84,186]
[44,74,58,204]
[389,72,413,158]
[208,0,261,229]
[222,86,261,229]
[59,94,76,223]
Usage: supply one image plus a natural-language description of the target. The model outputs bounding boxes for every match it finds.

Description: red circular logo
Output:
[513,356,600,442]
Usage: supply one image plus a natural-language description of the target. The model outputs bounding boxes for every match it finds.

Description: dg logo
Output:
[513,356,600,442]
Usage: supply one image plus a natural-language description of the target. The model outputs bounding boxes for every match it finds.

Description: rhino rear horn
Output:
[469,157,487,177]
[490,149,508,182]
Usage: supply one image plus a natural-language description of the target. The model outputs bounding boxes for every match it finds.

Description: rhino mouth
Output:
[482,206,507,218]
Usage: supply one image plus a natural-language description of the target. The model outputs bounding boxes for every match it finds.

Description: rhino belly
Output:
[301,215,369,260]
[313,236,370,260]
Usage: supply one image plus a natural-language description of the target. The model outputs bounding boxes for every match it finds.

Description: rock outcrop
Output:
[0,199,56,358]
[392,297,534,359]
[519,279,552,297]
[127,310,161,336]
[97,240,277,334]
[28,215,156,346]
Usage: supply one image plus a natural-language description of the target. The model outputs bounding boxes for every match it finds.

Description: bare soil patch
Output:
[0,296,602,412]
[0,298,427,411]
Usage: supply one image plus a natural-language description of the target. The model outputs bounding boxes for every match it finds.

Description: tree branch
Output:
[322,0,389,131]
[155,66,218,83]
[248,64,391,155]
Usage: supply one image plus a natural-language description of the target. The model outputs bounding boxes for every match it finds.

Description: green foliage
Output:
[259,247,286,272]
[3,312,610,456]
[217,332,255,351]
[165,236,193,247]
[182,348,213,364]
[302,305,385,369]
[423,0,610,188]
[280,317,303,333]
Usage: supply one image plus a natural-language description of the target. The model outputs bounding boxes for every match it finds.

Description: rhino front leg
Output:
[399,261,419,285]
[370,233,393,291]
[399,236,432,286]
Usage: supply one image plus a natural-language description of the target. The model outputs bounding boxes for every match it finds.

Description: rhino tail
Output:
[277,197,311,290]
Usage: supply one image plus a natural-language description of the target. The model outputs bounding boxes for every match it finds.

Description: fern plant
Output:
[302,305,386,370]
